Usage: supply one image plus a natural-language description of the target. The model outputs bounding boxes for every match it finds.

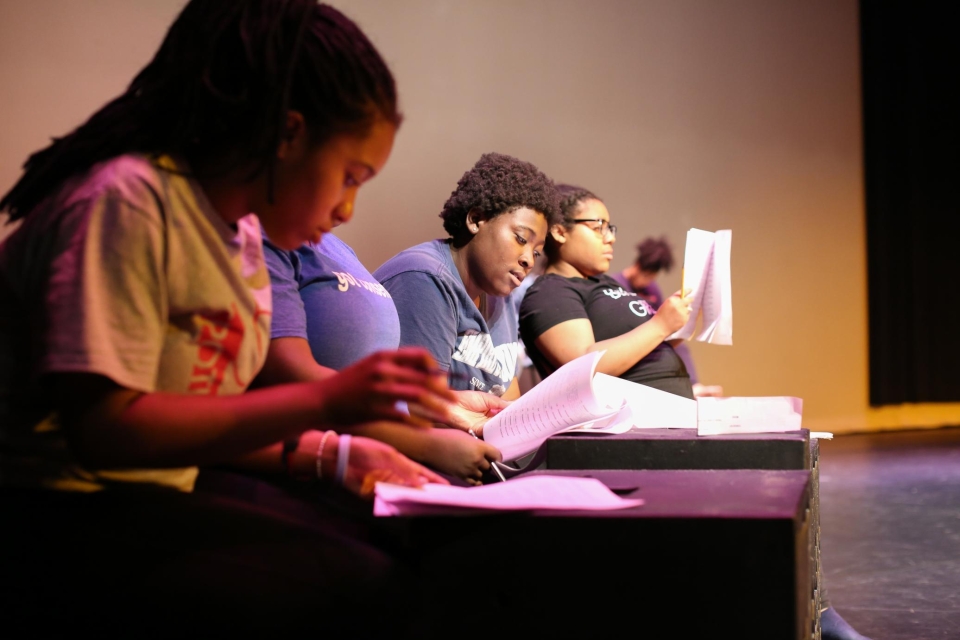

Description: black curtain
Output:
[862,1,960,405]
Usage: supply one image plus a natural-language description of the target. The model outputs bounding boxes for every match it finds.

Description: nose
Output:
[333,197,355,227]
[519,247,535,271]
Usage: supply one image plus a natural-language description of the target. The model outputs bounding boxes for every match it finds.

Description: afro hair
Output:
[634,236,675,273]
[440,152,561,244]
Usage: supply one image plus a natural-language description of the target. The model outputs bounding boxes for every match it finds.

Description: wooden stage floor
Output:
[819,426,960,640]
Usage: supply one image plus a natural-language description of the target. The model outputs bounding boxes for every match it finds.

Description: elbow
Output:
[61,418,153,470]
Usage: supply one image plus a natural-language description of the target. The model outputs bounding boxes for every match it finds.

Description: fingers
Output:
[402,401,450,427]
[477,394,510,414]
[357,378,454,427]
[389,346,440,369]
[397,391,454,426]
[453,390,510,413]
[483,442,503,462]
[384,348,457,399]
[352,349,457,398]
[380,404,436,429]
[668,291,693,308]
[382,444,448,486]
[370,360,455,398]
[357,468,394,499]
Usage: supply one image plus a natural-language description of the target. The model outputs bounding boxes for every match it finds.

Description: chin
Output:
[267,234,298,251]
[487,282,513,298]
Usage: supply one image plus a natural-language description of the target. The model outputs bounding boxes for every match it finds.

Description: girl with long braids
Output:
[0,1,454,635]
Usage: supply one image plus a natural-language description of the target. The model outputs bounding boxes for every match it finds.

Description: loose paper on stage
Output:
[669,228,733,345]
[482,351,631,462]
[696,396,803,435]
[373,475,643,516]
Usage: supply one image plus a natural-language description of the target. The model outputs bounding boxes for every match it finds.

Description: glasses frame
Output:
[570,218,617,239]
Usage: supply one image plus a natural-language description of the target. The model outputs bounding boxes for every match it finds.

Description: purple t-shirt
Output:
[264,234,400,370]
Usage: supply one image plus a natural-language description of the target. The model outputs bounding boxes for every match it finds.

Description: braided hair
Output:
[1,0,400,221]
[544,183,603,261]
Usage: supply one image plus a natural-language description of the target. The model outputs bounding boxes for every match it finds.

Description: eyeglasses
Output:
[571,218,617,239]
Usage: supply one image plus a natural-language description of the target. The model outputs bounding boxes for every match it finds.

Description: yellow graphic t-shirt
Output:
[0,155,271,492]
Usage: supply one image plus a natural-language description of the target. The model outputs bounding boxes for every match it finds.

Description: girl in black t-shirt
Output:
[518,184,695,398]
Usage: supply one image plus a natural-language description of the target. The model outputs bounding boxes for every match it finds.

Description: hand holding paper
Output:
[656,291,693,336]
[668,228,733,345]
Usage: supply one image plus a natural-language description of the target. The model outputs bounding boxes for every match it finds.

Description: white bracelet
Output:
[316,431,335,480]
[335,434,351,485]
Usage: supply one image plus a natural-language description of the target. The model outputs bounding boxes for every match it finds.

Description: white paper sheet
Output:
[592,373,697,429]
[668,228,733,345]
[696,229,733,344]
[696,396,803,435]
[373,475,644,516]
[482,351,624,461]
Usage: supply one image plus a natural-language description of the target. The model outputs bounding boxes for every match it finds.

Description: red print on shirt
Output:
[188,303,254,395]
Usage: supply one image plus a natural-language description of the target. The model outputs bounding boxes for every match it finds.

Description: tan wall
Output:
[2,0,957,433]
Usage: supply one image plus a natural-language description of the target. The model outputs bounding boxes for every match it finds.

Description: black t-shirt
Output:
[519,273,693,398]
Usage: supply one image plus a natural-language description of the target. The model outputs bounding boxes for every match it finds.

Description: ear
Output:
[549,223,568,244]
[276,110,308,160]
[465,209,485,235]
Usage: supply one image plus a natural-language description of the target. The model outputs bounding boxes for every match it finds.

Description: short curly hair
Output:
[634,236,675,273]
[440,152,561,244]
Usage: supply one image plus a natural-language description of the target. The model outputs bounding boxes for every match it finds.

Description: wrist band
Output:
[316,431,335,480]
[335,434,352,485]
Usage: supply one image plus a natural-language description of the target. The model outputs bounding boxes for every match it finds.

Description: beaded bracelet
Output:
[335,434,352,485]
[315,430,335,480]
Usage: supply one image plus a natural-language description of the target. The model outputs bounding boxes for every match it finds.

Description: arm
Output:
[501,376,521,401]
[256,242,338,386]
[232,429,450,497]
[349,422,501,485]
[258,336,507,431]
[252,335,505,481]
[534,292,690,378]
[54,347,455,470]
[254,336,336,386]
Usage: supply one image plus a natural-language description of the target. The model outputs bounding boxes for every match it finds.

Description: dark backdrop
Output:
[862,1,960,405]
